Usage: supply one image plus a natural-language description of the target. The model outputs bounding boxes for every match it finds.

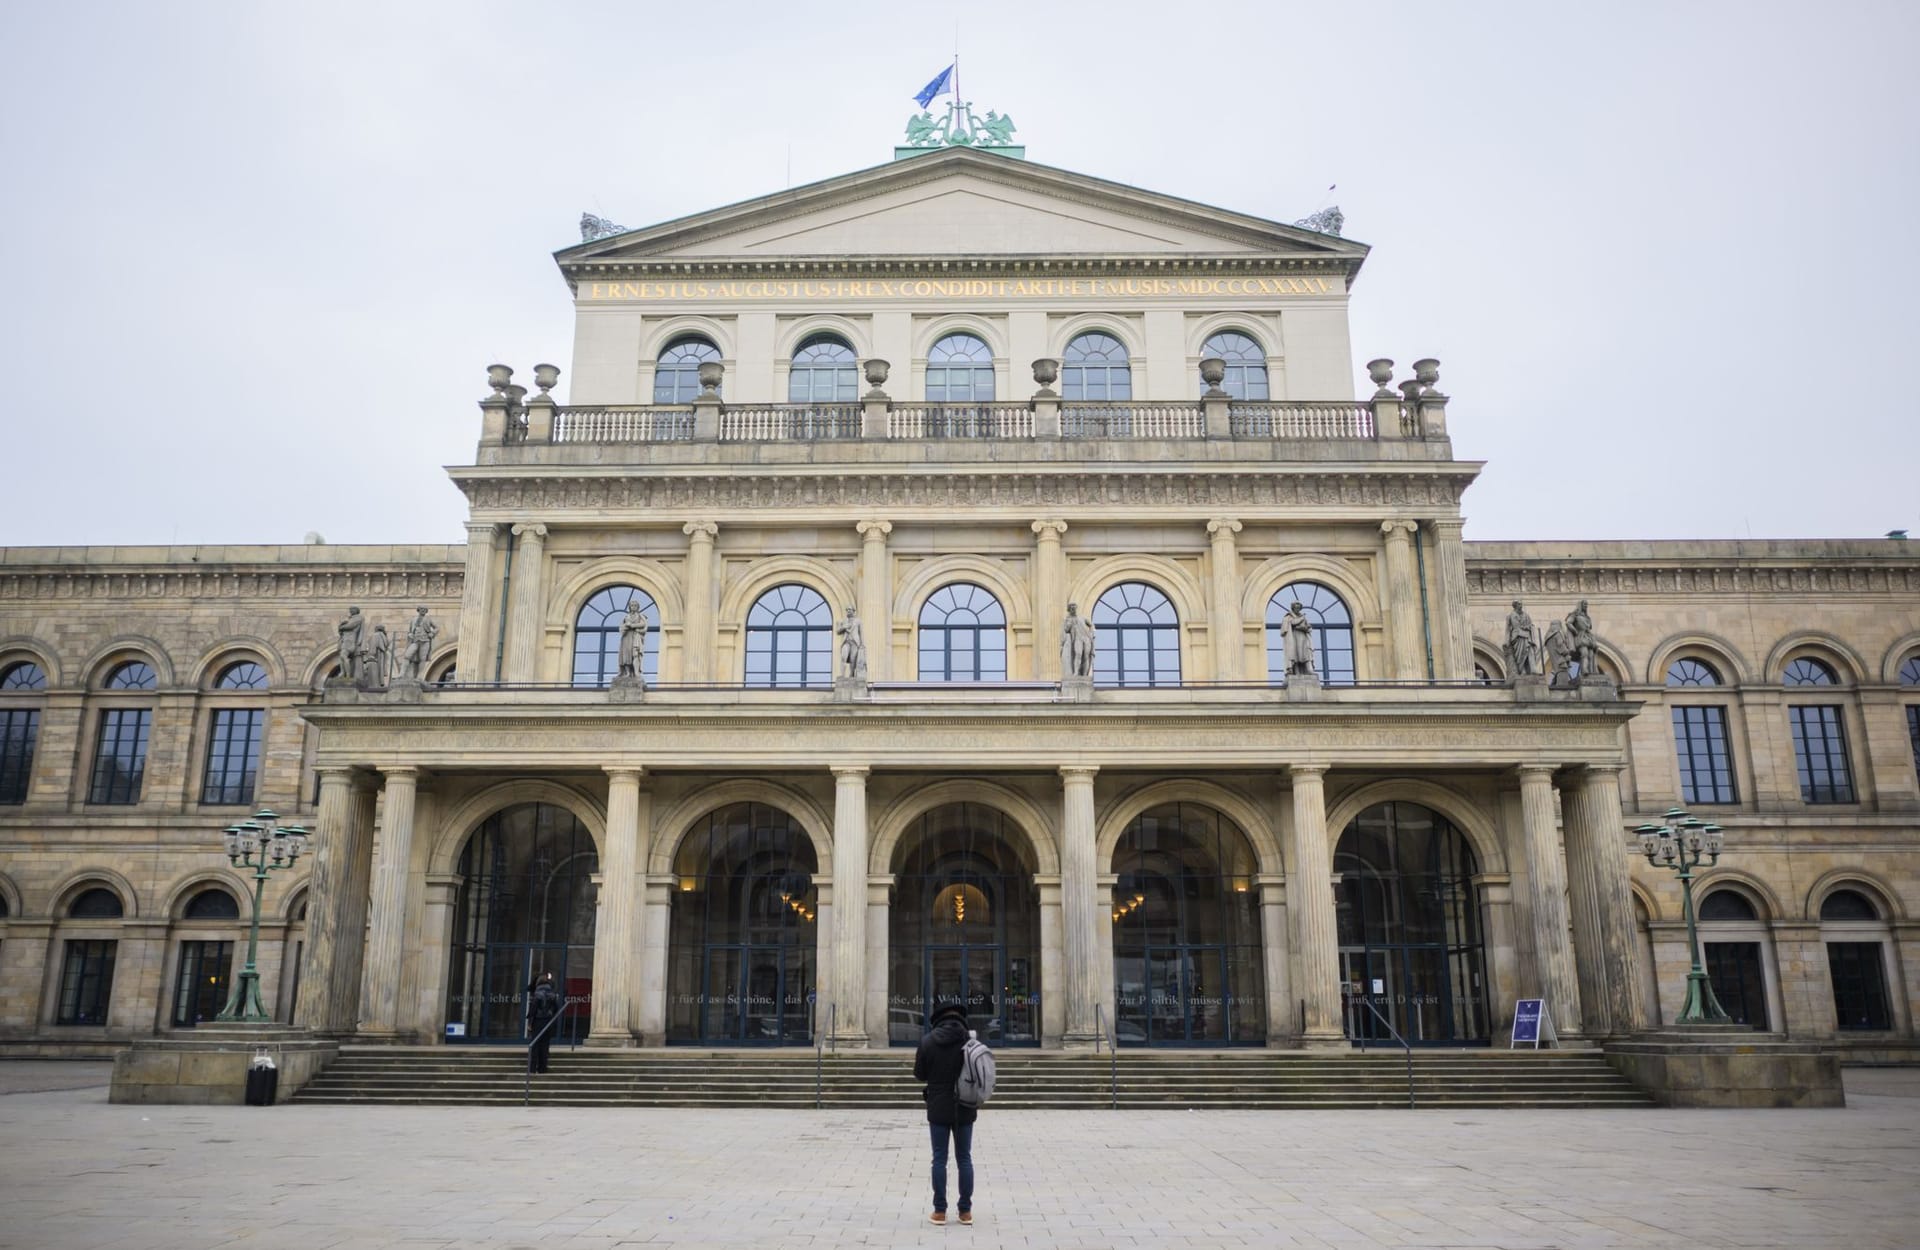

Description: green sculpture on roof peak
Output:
[896,99,1024,161]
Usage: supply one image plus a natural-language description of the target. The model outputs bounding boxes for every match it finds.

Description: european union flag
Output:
[914,64,954,109]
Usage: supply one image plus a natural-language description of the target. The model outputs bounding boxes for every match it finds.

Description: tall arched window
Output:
[1821,888,1893,1031]
[1902,654,1920,786]
[203,660,267,807]
[926,333,995,403]
[92,661,157,804]
[1698,888,1772,1028]
[1200,331,1269,400]
[59,886,124,1027]
[917,583,1007,682]
[1265,582,1355,684]
[571,586,660,688]
[745,584,834,687]
[173,887,240,1027]
[1062,332,1131,401]
[1,661,46,806]
[788,334,858,404]
[1782,657,1854,804]
[1666,658,1735,805]
[1092,582,1180,688]
[654,336,720,403]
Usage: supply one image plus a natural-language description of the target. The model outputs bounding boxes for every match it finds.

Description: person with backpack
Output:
[525,971,561,1074]
[913,998,995,1225]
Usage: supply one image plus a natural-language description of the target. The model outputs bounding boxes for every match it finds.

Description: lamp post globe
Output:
[215,806,308,1024]
[1635,806,1731,1026]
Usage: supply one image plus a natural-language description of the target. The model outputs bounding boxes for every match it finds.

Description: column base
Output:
[1298,1030,1350,1050]
[584,1030,636,1048]
[1060,1032,1104,1051]
[828,1033,872,1049]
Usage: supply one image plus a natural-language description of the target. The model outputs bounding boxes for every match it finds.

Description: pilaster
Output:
[588,767,645,1045]
[1032,520,1069,681]
[1285,765,1345,1046]
[829,765,870,1045]
[680,521,719,682]
[1206,518,1243,680]
[1379,520,1426,680]
[454,522,499,681]
[856,520,893,682]
[1427,518,1472,680]
[1256,877,1293,1045]
[1058,766,1101,1046]
[503,522,548,683]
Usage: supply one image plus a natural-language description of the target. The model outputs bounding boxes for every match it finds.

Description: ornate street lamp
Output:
[1635,806,1730,1025]
[216,808,308,1023]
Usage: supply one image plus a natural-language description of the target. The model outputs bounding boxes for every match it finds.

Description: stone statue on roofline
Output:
[616,598,649,684]
[1543,620,1574,689]
[837,606,867,682]
[401,606,437,682]
[1503,600,1538,678]
[336,606,364,682]
[1565,600,1599,683]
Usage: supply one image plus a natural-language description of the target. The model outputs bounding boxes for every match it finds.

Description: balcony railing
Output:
[888,402,1034,440]
[1228,402,1375,440]
[1060,402,1205,439]
[552,405,694,443]
[718,404,862,441]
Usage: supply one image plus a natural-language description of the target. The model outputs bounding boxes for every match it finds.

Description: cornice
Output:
[560,254,1356,283]
[1466,563,1920,596]
[0,566,464,601]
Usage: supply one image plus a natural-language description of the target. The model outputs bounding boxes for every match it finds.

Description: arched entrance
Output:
[444,803,598,1044]
[666,802,817,1045]
[888,803,1040,1046]
[1335,801,1490,1045]
[1111,802,1265,1045]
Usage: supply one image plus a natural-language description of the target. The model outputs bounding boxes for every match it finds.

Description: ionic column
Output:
[829,766,871,1045]
[502,522,548,682]
[358,766,419,1036]
[1517,765,1585,1037]
[589,767,644,1045]
[1286,765,1345,1045]
[455,522,499,680]
[1257,877,1293,1044]
[1059,766,1101,1046]
[1031,520,1069,680]
[1380,520,1426,680]
[1428,517,1472,679]
[681,521,719,682]
[856,520,893,681]
[297,768,374,1034]
[1206,518,1243,680]
[1563,765,1641,1035]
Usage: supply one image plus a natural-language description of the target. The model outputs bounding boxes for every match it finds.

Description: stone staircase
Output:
[295,1046,1651,1109]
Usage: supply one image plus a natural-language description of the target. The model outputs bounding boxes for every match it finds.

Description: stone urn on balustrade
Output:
[532,363,561,395]
[1031,357,1060,396]
[1199,356,1229,398]
[1366,358,1394,397]
[696,361,724,398]
[486,363,514,395]
[863,358,891,398]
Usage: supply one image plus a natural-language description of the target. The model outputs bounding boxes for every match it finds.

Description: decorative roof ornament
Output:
[579,212,628,242]
[1293,206,1345,237]
[896,99,1023,161]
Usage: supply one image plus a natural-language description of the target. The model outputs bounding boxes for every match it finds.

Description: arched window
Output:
[69,887,124,919]
[1820,888,1893,1031]
[788,334,858,404]
[1898,654,1920,685]
[1091,583,1179,688]
[103,661,157,690]
[571,586,660,688]
[1,661,46,690]
[183,888,240,920]
[654,336,720,404]
[1698,890,1757,921]
[1821,888,1879,921]
[1782,657,1837,686]
[1265,582,1355,685]
[926,333,995,403]
[214,661,268,690]
[1062,332,1131,401]
[1697,889,1771,1028]
[1200,331,1269,400]
[1666,658,1721,687]
[745,584,834,688]
[917,583,1007,682]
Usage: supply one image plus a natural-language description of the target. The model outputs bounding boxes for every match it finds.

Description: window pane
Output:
[1671,705,1736,804]
[201,708,264,805]
[58,940,117,1025]
[745,585,831,687]
[1789,705,1855,803]
[105,662,157,690]
[1200,331,1268,400]
[215,662,269,690]
[0,708,38,804]
[1827,942,1891,1030]
[654,336,720,404]
[1,661,47,690]
[1266,582,1355,685]
[571,585,660,688]
[172,940,234,1027]
[1665,658,1720,687]
[89,709,151,804]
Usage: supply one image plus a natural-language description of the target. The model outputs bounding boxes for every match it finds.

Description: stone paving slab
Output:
[0,1067,1916,1249]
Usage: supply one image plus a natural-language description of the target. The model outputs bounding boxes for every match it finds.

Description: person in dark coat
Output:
[526,971,561,1074]
[913,998,977,1225]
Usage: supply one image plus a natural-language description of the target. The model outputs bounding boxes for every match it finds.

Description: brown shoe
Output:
[958,1210,973,1225]
[929,1211,947,1225]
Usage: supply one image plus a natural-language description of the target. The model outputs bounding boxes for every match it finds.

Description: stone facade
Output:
[2,150,1916,1063]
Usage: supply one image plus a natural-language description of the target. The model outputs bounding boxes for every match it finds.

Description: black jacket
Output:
[527,983,561,1028]
[913,1018,976,1126]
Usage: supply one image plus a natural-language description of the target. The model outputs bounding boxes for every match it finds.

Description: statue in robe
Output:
[1281,601,1317,677]
[837,606,867,682]
[617,599,648,681]
[1503,600,1538,677]
[402,606,437,680]
[1060,603,1095,678]
[336,606,364,681]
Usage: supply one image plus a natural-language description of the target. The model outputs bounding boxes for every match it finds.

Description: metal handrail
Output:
[521,998,572,1108]
[815,1001,834,1109]
[1094,1003,1117,1110]
[1353,997,1416,1109]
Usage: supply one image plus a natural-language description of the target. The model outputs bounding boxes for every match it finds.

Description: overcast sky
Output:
[3,2,1914,549]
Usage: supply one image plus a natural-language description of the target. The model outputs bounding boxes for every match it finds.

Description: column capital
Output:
[1031,518,1069,540]
[1515,763,1558,782]
[1577,762,1628,779]
[831,764,871,779]
[683,519,719,541]
[856,518,893,540]
[1287,763,1331,780]
[464,521,500,541]
[1206,517,1242,538]
[1427,517,1467,539]
[1058,765,1099,782]
[378,765,421,782]
[603,765,647,784]
[510,521,548,540]
[1380,519,1419,539]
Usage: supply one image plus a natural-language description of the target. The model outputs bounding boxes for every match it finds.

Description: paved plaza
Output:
[2,1063,1917,1249]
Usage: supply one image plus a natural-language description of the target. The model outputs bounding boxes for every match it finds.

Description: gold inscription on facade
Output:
[583,276,1339,301]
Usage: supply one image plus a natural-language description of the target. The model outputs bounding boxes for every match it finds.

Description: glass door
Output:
[925,945,1000,1042]
[701,943,812,1044]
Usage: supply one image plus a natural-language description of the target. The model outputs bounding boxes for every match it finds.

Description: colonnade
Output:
[293,760,1644,1047]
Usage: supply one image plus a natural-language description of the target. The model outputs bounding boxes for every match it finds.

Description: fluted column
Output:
[636,880,672,1045]
[1258,878,1293,1044]
[455,522,499,681]
[1429,517,1472,679]
[325,778,376,1033]
[856,520,893,681]
[1287,765,1345,1045]
[681,521,719,681]
[1563,765,1641,1035]
[295,767,355,1032]
[589,767,644,1045]
[1059,766,1101,1046]
[1518,765,1585,1037]
[503,522,548,682]
[1031,520,1069,680]
[830,766,870,1045]
[1206,518,1243,680]
[358,766,419,1036]
[1380,520,1426,680]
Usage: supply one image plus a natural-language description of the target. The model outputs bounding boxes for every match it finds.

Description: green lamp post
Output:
[216,808,308,1023]
[1635,806,1730,1025]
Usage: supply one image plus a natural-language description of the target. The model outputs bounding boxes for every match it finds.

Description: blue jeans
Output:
[929,1121,974,1213]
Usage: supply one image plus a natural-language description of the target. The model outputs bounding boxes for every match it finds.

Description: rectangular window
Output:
[200,708,264,806]
[1671,705,1737,805]
[57,939,117,1025]
[0,708,37,804]
[88,709,151,804]
[1788,705,1855,804]
[1704,941,1769,1029]
[1827,941,1892,1031]
[1908,706,1919,784]
[172,940,234,1027]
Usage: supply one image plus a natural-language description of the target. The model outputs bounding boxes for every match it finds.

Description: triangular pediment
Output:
[558,149,1365,269]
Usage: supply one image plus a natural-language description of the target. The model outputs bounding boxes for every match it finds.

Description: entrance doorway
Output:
[444,803,598,1044]
[1335,800,1490,1045]
[889,803,1040,1046]
[666,802,817,1045]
